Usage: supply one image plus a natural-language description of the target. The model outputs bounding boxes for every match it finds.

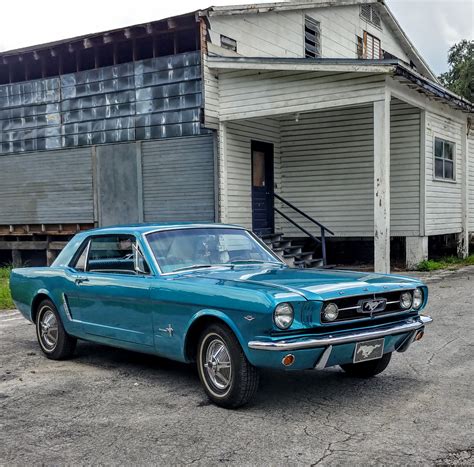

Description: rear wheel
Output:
[340,352,392,378]
[36,299,76,360]
[197,323,259,409]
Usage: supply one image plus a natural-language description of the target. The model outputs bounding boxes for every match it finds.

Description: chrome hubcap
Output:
[40,309,58,350]
[204,338,232,390]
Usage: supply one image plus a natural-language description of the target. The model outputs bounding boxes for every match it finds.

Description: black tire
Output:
[35,299,76,360]
[197,323,259,409]
[340,352,392,378]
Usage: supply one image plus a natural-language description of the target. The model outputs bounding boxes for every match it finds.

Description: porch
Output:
[209,57,472,273]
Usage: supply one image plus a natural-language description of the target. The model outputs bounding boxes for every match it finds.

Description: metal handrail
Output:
[273,193,334,266]
[274,193,334,236]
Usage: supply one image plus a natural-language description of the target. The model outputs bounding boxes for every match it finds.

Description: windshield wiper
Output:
[172,264,232,273]
[172,264,215,273]
[230,260,283,265]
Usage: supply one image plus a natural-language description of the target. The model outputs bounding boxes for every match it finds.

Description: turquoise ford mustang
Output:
[10,224,432,408]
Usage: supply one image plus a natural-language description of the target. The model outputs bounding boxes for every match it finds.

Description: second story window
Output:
[358,31,382,59]
[305,15,321,58]
[360,5,382,29]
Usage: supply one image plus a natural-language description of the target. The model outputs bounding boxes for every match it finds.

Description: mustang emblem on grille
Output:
[358,298,387,315]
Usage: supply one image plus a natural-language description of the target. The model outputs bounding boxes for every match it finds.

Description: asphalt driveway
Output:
[1,268,473,465]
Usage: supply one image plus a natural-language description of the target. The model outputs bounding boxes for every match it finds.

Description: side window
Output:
[86,235,149,275]
[434,137,455,181]
[72,241,90,272]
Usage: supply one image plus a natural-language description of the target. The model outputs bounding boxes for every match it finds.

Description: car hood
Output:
[188,265,422,301]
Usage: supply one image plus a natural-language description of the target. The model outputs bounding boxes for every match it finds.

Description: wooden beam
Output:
[373,94,391,273]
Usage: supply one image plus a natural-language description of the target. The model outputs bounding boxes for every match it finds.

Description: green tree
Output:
[438,40,473,102]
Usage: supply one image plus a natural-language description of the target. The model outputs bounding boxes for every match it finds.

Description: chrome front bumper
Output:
[248,315,433,351]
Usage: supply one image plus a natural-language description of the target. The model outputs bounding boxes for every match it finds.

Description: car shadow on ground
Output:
[70,339,424,413]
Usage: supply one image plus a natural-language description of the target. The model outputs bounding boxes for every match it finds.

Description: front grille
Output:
[321,290,414,323]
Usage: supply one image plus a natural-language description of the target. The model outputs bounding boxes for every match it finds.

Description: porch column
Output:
[373,95,391,273]
[457,121,469,258]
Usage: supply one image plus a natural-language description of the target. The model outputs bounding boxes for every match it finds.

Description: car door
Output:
[66,234,154,348]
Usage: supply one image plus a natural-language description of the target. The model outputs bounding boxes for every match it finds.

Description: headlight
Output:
[322,303,339,322]
[274,303,294,329]
[400,291,413,310]
[413,288,423,309]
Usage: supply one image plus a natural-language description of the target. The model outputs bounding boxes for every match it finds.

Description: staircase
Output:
[261,232,324,268]
[259,193,334,269]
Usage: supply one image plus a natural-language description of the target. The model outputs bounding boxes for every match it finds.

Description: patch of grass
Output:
[417,255,474,272]
[0,267,14,310]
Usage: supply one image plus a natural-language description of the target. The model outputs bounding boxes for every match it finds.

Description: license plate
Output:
[353,338,385,363]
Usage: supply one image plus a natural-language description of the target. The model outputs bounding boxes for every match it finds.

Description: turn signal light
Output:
[282,354,295,366]
[415,330,424,341]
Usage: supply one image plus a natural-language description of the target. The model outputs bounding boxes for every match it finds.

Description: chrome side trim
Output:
[248,315,433,351]
[314,345,333,370]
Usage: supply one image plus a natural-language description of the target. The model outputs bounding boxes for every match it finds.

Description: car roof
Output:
[79,223,246,236]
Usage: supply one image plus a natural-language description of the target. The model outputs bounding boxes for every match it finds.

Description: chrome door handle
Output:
[75,277,89,285]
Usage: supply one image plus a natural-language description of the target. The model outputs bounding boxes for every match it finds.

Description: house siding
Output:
[280,105,375,237]
[0,147,94,224]
[425,112,463,235]
[217,70,386,121]
[469,134,474,233]
[219,118,281,228]
[390,100,421,236]
[207,5,409,62]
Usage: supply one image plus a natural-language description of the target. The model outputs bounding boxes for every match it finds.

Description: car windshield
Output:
[146,228,283,274]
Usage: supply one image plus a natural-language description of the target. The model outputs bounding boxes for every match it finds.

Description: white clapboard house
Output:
[0,0,472,271]
[201,0,473,271]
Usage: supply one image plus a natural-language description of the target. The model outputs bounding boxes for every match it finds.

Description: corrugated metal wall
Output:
[0,51,206,155]
[142,135,216,222]
[0,147,94,224]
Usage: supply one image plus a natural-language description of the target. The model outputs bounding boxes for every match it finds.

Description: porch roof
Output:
[208,56,473,114]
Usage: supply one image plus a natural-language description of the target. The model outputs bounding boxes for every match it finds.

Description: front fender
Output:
[184,308,253,362]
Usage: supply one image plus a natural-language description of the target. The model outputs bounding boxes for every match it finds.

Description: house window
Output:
[305,15,321,58]
[359,31,381,59]
[220,35,237,52]
[434,138,455,181]
[360,5,382,28]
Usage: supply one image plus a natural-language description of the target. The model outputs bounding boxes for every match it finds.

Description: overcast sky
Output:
[0,0,472,75]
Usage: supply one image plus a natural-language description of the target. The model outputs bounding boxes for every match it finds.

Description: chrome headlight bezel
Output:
[273,303,294,329]
[413,288,423,310]
[400,291,413,310]
[322,302,339,322]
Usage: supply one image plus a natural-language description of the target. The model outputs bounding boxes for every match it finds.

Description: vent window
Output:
[220,35,237,52]
[360,4,382,28]
[304,15,321,58]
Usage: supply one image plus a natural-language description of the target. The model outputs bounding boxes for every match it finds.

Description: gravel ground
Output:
[0,268,473,465]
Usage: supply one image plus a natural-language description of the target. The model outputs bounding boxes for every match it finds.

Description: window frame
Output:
[69,234,152,276]
[304,15,322,59]
[433,137,456,182]
[362,31,382,60]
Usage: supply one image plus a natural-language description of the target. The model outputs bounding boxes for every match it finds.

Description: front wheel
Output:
[36,299,77,360]
[197,323,259,409]
[340,352,392,378]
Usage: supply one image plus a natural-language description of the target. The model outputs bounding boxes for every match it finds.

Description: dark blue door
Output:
[251,141,274,235]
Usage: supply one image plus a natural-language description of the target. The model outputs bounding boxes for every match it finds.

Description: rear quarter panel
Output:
[10,267,72,325]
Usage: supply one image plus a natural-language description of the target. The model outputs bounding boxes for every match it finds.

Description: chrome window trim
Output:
[143,226,285,276]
